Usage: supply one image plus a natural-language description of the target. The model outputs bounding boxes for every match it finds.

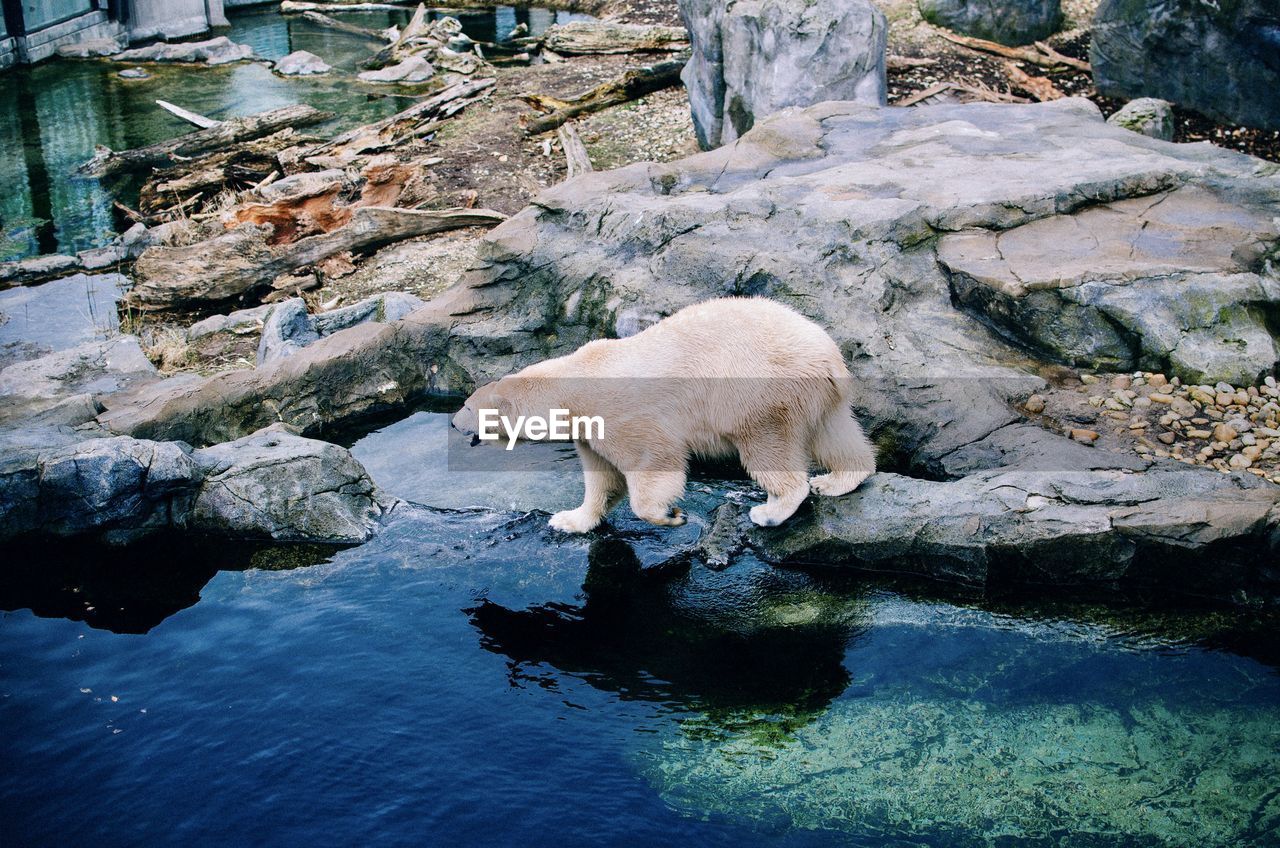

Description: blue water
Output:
[3,464,1280,846]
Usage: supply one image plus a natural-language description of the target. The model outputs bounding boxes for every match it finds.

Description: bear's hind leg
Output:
[550,441,626,533]
[625,466,688,527]
[736,433,811,527]
[809,406,876,497]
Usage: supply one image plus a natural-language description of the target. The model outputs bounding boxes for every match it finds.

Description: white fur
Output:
[452,297,877,531]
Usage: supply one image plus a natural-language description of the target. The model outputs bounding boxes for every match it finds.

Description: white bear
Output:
[451,297,876,532]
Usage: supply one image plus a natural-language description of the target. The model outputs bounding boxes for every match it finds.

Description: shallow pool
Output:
[0,5,588,261]
[3,413,1279,846]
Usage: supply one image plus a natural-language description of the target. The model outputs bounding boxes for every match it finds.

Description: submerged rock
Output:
[273,50,332,76]
[678,0,888,148]
[1092,0,1280,131]
[642,694,1280,844]
[918,0,1062,46]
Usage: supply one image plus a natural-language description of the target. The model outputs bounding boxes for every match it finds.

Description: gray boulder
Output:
[113,36,254,66]
[1092,0,1280,131]
[744,467,1280,597]
[918,0,1062,46]
[678,0,887,149]
[1106,97,1175,140]
[0,435,197,543]
[0,336,158,424]
[257,298,320,365]
[257,292,428,365]
[939,185,1280,385]
[357,55,435,84]
[57,37,126,58]
[273,50,332,76]
[189,427,390,543]
[0,428,391,544]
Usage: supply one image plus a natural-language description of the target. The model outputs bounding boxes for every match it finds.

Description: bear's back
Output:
[628,297,844,381]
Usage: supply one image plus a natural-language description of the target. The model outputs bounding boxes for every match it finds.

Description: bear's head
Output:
[452,381,514,446]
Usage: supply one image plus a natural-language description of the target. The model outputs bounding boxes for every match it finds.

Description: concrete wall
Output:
[0,0,231,65]
[125,0,227,42]
[14,10,123,64]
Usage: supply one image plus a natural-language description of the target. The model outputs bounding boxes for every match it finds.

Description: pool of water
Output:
[0,5,588,262]
[3,412,1280,846]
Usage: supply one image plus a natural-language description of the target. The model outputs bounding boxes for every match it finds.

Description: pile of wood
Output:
[83,77,504,312]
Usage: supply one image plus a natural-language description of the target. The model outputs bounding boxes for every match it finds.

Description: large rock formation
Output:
[0,427,391,544]
[677,0,887,149]
[918,0,1062,46]
[1092,0,1280,131]
[5,98,1280,599]
[71,97,1280,599]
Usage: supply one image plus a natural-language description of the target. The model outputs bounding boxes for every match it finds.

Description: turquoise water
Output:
[0,5,587,261]
[3,412,1279,846]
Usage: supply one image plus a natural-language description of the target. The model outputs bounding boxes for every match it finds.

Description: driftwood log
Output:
[126,206,506,310]
[137,129,312,216]
[299,10,387,42]
[82,104,332,179]
[361,2,429,70]
[937,31,1091,73]
[1003,61,1064,101]
[557,123,593,179]
[157,100,221,129]
[520,59,685,135]
[896,82,1029,107]
[528,21,689,55]
[281,1,408,11]
[301,76,494,163]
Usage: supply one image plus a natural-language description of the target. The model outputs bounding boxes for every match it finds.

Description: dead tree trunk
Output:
[137,129,313,216]
[302,77,494,162]
[527,22,689,55]
[557,123,593,179]
[81,105,332,179]
[126,206,506,310]
[300,10,387,42]
[520,59,685,135]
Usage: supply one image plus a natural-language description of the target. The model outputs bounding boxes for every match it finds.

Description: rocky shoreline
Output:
[2,1,1278,606]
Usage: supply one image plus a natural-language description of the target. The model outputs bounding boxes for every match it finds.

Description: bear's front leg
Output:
[549,441,626,534]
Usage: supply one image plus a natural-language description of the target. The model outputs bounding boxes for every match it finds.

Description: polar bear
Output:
[451,297,876,532]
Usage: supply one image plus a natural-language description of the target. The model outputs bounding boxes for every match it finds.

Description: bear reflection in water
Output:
[468,537,872,716]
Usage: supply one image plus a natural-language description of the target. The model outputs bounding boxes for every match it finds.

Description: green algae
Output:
[630,592,1280,846]
[641,694,1280,845]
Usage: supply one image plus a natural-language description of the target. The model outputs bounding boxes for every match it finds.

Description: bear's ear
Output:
[484,385,509,416]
